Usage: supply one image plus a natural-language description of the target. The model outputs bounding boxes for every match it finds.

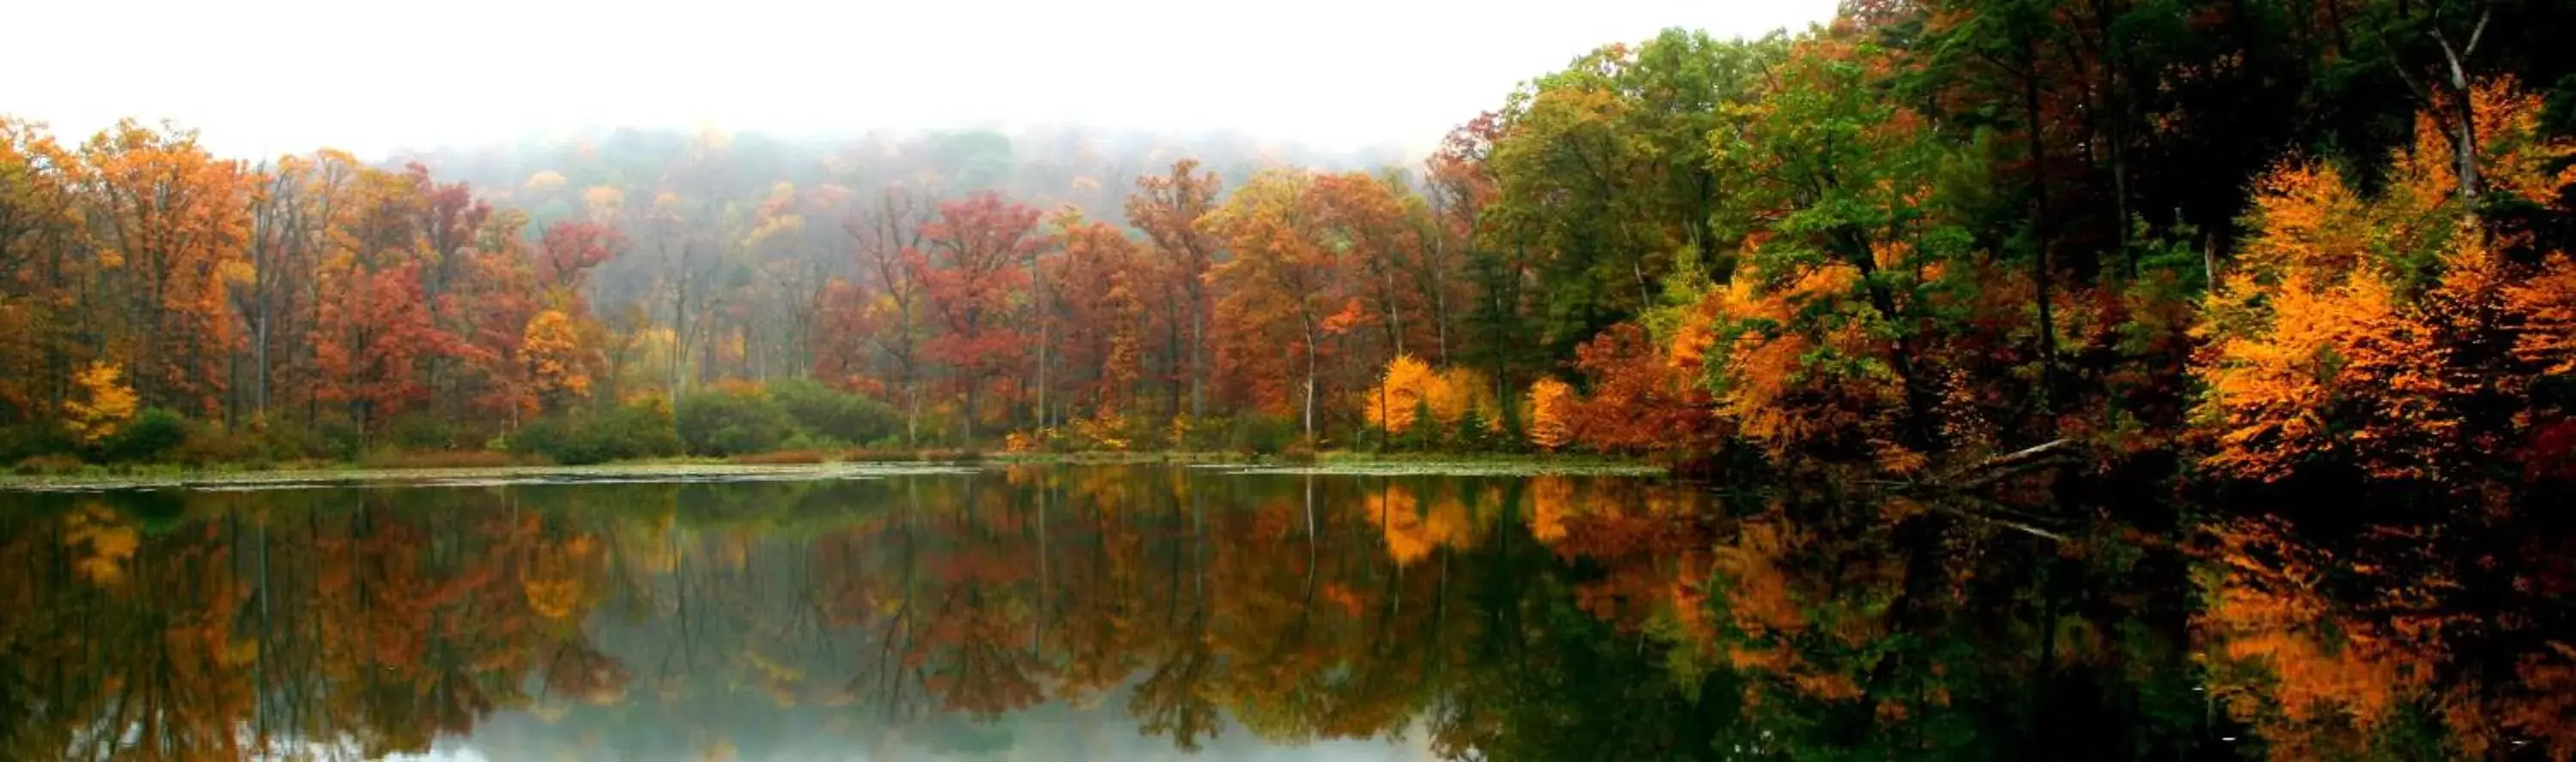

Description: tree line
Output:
[5,0,2575,498]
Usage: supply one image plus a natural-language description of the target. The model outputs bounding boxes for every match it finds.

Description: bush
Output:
[508,399,683,465]
[0,422,72,463]
[677,389,794,457]
[1225,415,1297,456]
[103,408,188,463]
[770,379,902,444]
[384,414,486,451]
[171,424,262,467]
[12,454,86,475]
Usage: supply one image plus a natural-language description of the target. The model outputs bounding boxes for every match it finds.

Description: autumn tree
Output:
[2193,76,2576,487]
[1525,377,1575,452]
[1206,169,1351,441]
[1046,210,1148,419]
[64,361,138,444]
[1126,160,1224,420]
[916,191,1041,441]
[1699,31,1965,465]
[79,119,254,415]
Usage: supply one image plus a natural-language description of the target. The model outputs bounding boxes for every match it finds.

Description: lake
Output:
[0,464,2564,760]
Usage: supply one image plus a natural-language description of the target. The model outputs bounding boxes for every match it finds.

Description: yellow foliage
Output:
[1526,476,1573,543]
[1524,377,1576,451]
[1364,354,1440,434]
[64,361,138,445]
[1003,430,1046,453]
[64,503,137,586]
[1427,366,1499,430]
[2509,251,2576,375]
[1070,408,1131,451]
[2196,268,2453,481]
[525,578,582,620]
[523,310,592,410]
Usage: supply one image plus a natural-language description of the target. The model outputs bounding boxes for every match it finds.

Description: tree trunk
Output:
[2023,51,2060,426]
[1189,289,1205,420]
[1302,318,1320,443]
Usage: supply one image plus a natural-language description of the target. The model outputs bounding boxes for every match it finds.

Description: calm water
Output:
[0,465,2565,760]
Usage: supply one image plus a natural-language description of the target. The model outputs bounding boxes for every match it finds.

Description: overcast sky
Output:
[9,0,1838,160]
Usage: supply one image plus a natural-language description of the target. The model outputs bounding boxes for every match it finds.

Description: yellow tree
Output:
[1524,377,1575,451]
[522,309,592,415]
[64,361,138,445]
[2192,76,2576,484]
[1363,354,1442,436]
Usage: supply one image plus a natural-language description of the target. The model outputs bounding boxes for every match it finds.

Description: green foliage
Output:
[1222,414,1298,456]
[0,422,70,464]
[1482,28,1787,357]
[676,389,795,457]
[383,414,485,451]
[101,408,187,463]
[768,378,901,445]
[509,400,684,465]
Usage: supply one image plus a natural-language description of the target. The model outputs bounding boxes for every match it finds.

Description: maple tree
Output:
[1125,160,1224,420]
[78,119,255,415]
[914,191,1040,441]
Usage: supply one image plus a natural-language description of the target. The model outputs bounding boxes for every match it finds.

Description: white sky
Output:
[8,0,1838,160]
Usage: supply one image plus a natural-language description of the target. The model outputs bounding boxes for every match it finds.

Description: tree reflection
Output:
[0,468,2564,760]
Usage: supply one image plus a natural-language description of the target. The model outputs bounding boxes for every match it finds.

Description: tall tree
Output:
[1125,160,1224,421]
[916,191,1041,441]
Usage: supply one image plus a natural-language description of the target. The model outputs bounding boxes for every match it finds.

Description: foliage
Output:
[768,378,902,446]
[676,388,796,457]
[1524,378,1576,452]
[101,408,188,463]
[507,398,684,465]
[64,362,139,446]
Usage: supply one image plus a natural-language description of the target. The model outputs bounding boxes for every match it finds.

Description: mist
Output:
[9,0,1836,161]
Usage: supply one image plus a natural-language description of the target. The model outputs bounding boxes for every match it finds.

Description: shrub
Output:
[1225,415,1297,456]
[677,389,794,456]
[12,454,86,475]
[507,399,683,465]
[103,408,188,463]
[770,378,902,444]
[171,424,262,467]
[0,422,72,463]
[384,414,487,451]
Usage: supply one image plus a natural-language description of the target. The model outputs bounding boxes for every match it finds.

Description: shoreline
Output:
[0,451,1668,491]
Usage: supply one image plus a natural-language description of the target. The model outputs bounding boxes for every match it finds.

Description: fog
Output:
[10,0,1836,160]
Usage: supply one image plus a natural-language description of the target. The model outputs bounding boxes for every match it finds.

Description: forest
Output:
[5,0,2576,499]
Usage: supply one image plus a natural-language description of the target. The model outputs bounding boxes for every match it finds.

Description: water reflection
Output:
[0,466,2566,760]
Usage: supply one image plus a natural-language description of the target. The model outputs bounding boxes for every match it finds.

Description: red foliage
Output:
[915,192,1042,437]
[535,220,624,298]
[1568,323,1726,454]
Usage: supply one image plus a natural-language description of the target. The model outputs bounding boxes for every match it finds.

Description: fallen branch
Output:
[1929,438,2081,492]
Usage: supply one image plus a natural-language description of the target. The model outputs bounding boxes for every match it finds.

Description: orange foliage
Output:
[2193,76,2576,484]
[1523,377,1575,451]
[2195,268,2454,481]
[1698,262,1911,463]
[1568,323,1728,455]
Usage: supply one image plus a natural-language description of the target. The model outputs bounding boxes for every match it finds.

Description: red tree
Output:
[915,191,1042,440]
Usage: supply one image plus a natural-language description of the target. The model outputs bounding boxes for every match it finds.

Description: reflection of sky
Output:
[390,699,1441,761]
